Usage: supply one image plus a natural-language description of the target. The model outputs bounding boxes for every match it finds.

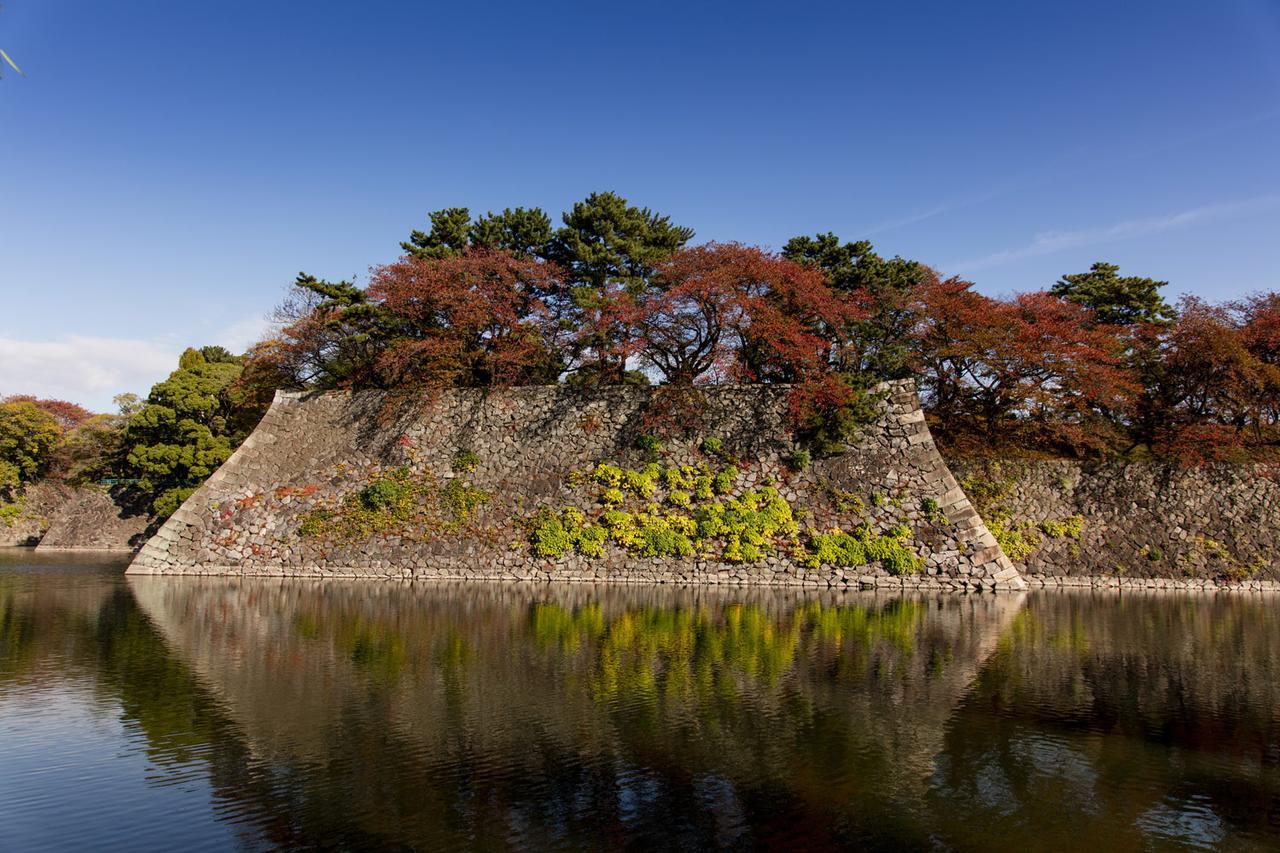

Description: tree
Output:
[0,401,63,492]
[49,413,128,484]
[123,348,247,517]
[368,250,563,389]
[1,395,92,431]
[390,193,694,385]
[913,276,1132,454]
[782,233,926,380]
[1051,262,1174,327]
[402,207,554,260]
[547,192,694,382]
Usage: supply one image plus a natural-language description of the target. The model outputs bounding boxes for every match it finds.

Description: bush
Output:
[440,477,489,525]
[635,434,663,458]
[700,436,722,457]
[800,524,921,575]
[787,449,811,471]
[452,448,480,473]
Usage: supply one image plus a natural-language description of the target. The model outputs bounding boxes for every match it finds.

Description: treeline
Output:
[251,192,1280,462]
[1,345,259,519]
[4,191,1278,524]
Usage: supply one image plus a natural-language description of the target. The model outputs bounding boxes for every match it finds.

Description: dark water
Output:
[2,552,1279,851]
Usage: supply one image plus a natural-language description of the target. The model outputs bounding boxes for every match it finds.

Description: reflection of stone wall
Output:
[129,382,1022,590]
[128,576,1027,806]
[950,459,1280,587]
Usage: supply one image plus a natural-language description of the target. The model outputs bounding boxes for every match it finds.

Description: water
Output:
[2,551,1278,851]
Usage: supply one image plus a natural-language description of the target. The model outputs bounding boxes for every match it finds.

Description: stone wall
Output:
[1,484,146,551]
[128,381,1022,590]
[0,482,67,547]
[948,458,1280,588]
[35,486,150,552]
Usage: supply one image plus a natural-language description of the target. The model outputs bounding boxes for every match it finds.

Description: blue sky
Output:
[2,0,1279,409]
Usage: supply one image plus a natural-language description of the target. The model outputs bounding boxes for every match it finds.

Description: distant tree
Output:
[0,401,62,491]
[198,345,241,364]
[1,395,92,431]
[113,393,144,416]
[123,348,247,517]
[49,413,128,484]
[782,233,926,380]
[261,273,403,388]
[1051,262,1175,327]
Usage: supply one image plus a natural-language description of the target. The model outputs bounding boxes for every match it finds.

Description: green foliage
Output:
[123,350,247,517]
[782,233,927,381]
[530,508,575,558]
[452,448,480,473]
[548,191,694,297]
[153,487,198,520]
[699,436,722,457]
[1052,261,1174,326]
[527,459,814,564]
[529,507,607,558]
[440,477,490,525]
[713,466,737,495]
[787,448,811,471]
[920,497,940,521]
[0,495,24,526]
[0,401,63,488]
[1039,515,1085,539]
[828,488,865,515]
[800,524,921,575]
[635,433,663,458]
[987,514,1040,563]
[623,465,659,498]
[298,466,488,543]
[402,206,554,260]
[870,492,885,508]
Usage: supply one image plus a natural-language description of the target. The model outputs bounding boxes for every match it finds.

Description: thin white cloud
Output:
[0,335,179,412]
[215,314,274,355]
[950,195,1280,273]
[862,190,1003,237]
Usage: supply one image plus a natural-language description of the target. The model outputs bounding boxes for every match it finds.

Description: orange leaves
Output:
[366,250,563,390]
[603,242,856,386]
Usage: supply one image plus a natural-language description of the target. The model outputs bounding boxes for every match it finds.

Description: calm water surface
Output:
[1,550,1278,851]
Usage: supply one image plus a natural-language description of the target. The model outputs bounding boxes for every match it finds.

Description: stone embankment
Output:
[0,483,147,552]
[949,458,1280,590]
[128,381,1024,590]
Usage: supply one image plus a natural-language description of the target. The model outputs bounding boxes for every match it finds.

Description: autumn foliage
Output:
[246,208,1280,464]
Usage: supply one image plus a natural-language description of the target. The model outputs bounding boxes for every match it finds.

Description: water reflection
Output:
[2,556,1279,850]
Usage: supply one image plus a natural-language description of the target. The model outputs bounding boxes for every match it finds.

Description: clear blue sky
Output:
[3,0,1279,409]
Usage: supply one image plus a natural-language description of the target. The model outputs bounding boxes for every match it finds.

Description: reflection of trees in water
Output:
[21,574,1275,849]
[124,580,1022,849]
[930,592,1280,850]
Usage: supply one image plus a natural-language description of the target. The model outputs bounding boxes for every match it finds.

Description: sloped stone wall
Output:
[35,486,149,552]
[0,482,67,547]
[128,381,1022,590]
[948,458,1280,587]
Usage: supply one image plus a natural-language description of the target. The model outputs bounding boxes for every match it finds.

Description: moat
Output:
[2,550,1278,850]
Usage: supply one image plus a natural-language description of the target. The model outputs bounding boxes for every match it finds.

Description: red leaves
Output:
[2,395,92,430]
[912,272,1136,455]
[368,250,563,390]
[592,242,859,386]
